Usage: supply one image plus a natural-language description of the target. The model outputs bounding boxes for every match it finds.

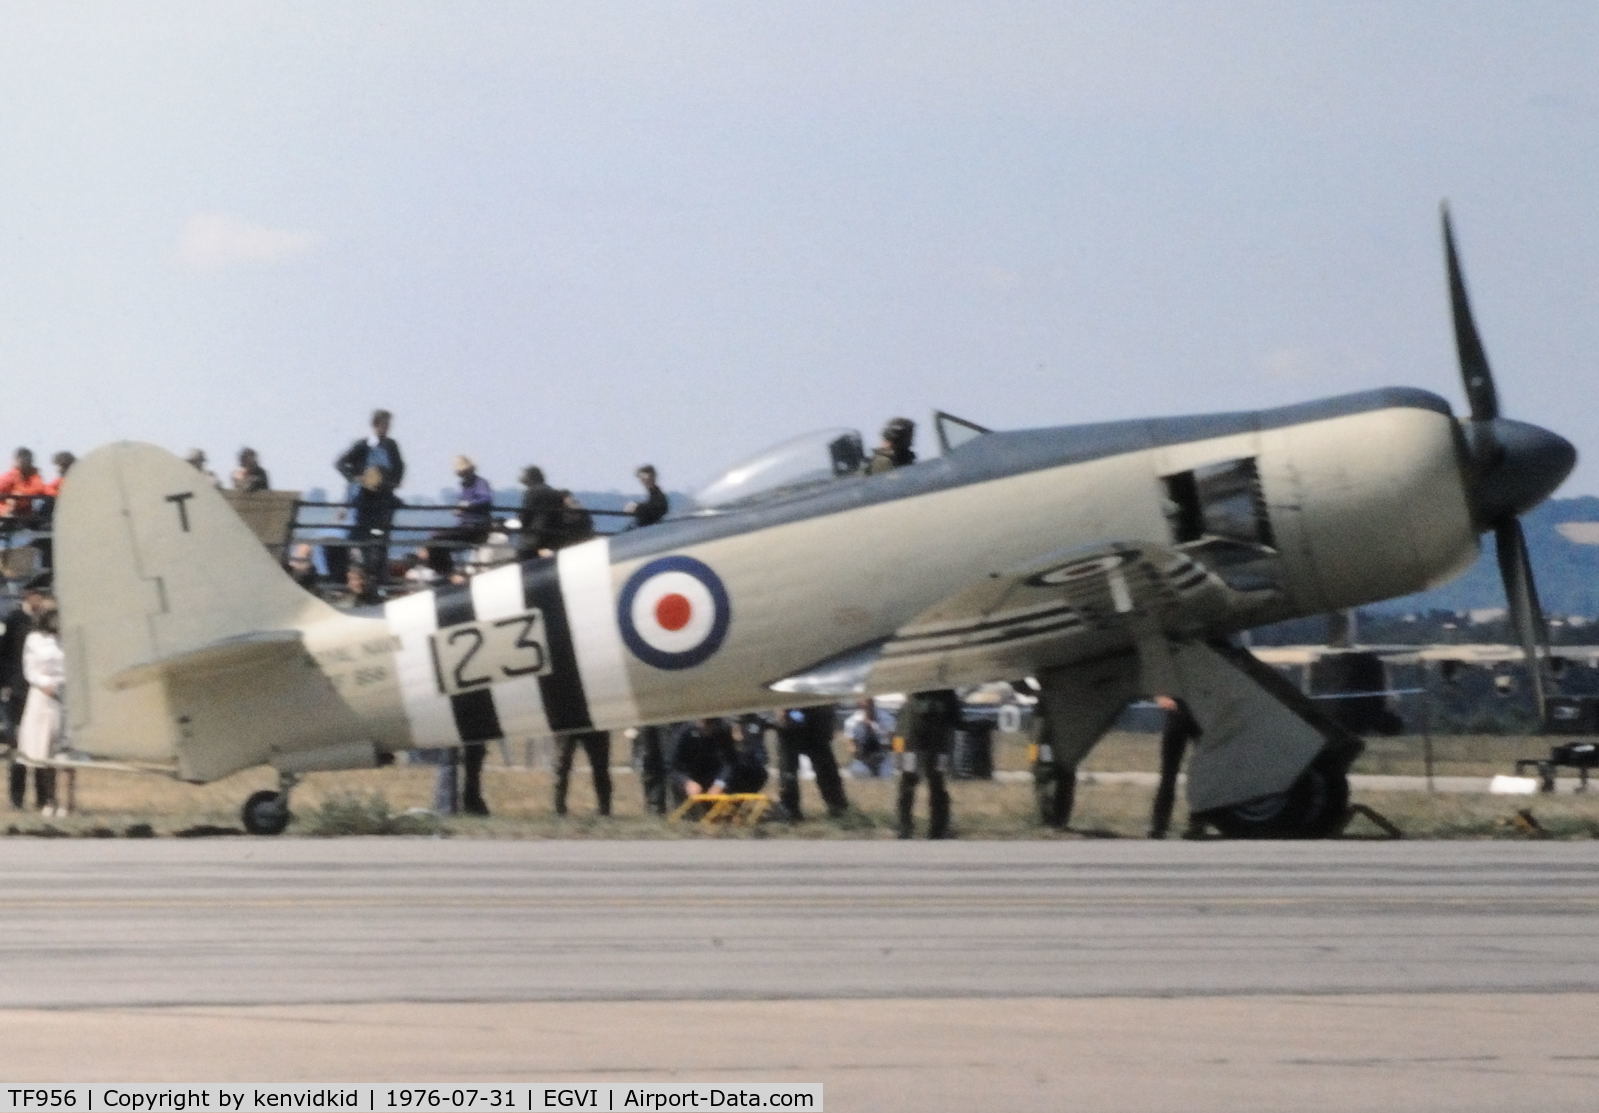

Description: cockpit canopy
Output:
[689,412,993,513]
[692,428,865,513]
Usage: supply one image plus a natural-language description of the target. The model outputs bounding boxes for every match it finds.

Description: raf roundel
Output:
[617,555,732,670]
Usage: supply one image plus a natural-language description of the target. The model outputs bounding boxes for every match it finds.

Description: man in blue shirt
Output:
[426,455,495,576]
[332,409,406,583]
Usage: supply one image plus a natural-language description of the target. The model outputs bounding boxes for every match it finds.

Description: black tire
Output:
[242,789,291,836]
[1204,766,1350,839]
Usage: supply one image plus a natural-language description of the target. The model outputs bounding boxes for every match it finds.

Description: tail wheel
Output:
[242,789,291,836]
[1204,766,1350,839]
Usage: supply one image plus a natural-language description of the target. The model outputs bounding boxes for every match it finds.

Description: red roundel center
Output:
[655,592,693,632]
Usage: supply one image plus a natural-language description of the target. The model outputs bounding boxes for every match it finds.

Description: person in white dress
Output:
[18,607,69,816]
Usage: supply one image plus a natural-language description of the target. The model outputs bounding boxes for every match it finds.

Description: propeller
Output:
[1442,205,1575,723]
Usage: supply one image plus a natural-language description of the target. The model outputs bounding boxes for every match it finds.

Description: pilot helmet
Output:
[882,417,915,444]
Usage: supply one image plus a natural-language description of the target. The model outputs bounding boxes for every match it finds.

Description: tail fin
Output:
[57,442,339,767]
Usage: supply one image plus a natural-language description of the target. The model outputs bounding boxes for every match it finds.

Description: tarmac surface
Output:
[4,839,1599,1112]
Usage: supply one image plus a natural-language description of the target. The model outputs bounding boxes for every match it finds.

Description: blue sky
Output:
[1,1,1595,501]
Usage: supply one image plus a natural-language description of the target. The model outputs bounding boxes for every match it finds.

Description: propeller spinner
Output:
[1442,206,1576,722]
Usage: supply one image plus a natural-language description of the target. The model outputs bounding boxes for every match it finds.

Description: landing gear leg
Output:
[1033,654,1141,829]
[1169,640,1364,840]
[242,772,300,836]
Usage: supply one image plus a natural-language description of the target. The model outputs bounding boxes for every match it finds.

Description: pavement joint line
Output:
[7,894,1599,909]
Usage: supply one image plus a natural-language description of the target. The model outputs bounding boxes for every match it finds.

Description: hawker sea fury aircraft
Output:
[56,211,1576,835]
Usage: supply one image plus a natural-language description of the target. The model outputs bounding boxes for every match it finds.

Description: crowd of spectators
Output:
[0,408,653,596]
[302,408,643,594]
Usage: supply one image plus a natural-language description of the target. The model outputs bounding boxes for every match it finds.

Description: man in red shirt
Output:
[0,448,50,525]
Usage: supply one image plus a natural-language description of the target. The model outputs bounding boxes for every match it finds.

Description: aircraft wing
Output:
[773,539,1281,696]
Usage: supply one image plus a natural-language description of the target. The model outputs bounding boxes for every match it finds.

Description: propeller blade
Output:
[1442,205,1500,422]
[1495,520,1550,724]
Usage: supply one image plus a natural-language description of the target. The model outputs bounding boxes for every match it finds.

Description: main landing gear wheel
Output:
[1203,765,1351,840]
[242,790,291,836]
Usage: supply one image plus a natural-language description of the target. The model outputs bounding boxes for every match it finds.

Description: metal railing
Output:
[279,495,637,581]
[0,490,642,597]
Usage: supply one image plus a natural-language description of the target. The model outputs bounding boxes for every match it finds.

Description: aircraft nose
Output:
[1469,417,1577,526]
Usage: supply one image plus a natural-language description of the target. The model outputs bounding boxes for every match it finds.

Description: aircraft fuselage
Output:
[268,387,1479,772]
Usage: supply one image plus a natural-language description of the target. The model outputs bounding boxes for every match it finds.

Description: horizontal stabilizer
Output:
[110,630,304,690]
[24,754,170,775]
